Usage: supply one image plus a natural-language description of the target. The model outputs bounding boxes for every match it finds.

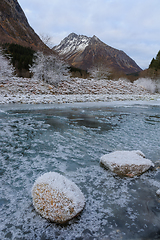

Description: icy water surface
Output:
[1,101,160,240]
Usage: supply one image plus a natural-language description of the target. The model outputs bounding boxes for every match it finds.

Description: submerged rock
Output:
[100,150,154,177]
[32,172,85,223]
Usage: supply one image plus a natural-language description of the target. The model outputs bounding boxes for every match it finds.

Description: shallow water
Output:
[1,101,160,240]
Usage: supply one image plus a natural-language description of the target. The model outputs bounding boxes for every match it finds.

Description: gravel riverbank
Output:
[0,77,160,104]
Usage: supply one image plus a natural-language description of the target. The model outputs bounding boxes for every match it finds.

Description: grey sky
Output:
[18,0,160,69]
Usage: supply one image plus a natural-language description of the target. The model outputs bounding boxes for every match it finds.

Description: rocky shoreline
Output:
[0,77,160,104]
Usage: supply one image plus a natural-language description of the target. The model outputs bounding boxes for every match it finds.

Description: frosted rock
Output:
[32,172,85,223]
[156,189,160,196]
[100,150,154,177]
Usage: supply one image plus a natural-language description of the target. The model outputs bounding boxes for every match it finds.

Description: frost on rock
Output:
[100,150,154,177]
[32,172,85,223]
[156,189,160,196]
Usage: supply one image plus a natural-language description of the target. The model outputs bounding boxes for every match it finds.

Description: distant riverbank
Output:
[0,77,160,104]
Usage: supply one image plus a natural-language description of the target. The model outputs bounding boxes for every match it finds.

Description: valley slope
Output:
[0,0,46,50]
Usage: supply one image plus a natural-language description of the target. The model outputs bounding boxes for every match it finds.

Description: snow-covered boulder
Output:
[32,172,85,223]
[100,150,154,177]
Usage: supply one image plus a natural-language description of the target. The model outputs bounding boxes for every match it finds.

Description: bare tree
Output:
[39,33,54,49]
[30,51,70,85]
[89,64,111,80]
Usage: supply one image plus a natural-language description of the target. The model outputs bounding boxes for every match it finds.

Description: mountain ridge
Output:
[53,33,142,74]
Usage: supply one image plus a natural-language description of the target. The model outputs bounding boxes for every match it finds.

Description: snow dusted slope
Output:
[53,33,90,59]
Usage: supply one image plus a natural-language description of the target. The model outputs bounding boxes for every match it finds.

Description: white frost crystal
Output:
[100,150,154,177]
[32,172,85,223]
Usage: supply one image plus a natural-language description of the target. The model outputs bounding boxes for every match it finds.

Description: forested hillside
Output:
[3,43,35,77]
[149,50,160,70]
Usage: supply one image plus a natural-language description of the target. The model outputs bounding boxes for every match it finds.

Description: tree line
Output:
[149,50,160,70]
[1,43,89,79]
[2,43,35,73]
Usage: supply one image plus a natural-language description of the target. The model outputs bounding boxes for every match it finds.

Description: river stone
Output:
[156,189,160,196]
[100,150,154,177]
[32,172,85,223]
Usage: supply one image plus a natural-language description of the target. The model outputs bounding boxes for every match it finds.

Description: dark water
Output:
[1,101,160,240]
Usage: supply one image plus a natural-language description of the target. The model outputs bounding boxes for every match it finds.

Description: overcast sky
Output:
[18,0,160,69]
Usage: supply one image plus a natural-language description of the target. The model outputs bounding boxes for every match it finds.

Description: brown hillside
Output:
[0,0,47,50]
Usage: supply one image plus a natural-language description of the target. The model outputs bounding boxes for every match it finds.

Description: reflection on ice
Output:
[0,102,160,239]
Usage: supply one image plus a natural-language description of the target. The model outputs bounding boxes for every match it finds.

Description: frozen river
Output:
[1,101,160,240]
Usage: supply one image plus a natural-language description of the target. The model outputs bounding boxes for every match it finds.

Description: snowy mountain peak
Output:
[53,33,142,74]
[53,33,91,58]
[91,35,100,41]
[68,32,78,39]
[89,35,102,45]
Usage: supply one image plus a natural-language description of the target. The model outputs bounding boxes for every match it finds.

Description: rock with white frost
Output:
[100,150,154,177]
[156,189,160,196]
[32,172,85,223]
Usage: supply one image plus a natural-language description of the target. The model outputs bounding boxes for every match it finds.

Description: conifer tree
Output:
[149,50,160,70]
